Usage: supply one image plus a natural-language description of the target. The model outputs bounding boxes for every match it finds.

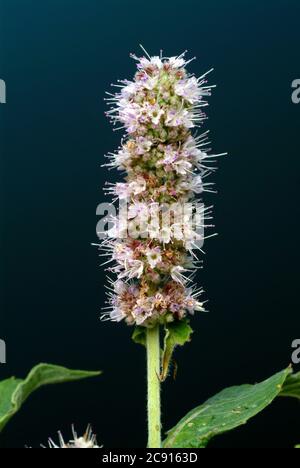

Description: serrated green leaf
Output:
[0,363,101,432]
[163,367,292,448]
[132,326,147,347]
[280,371,300,399]
[161,319,193,382]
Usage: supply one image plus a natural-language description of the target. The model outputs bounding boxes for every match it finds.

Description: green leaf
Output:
[161,319,193,382]
[0,363,101,432]
[132,326,147,347]
[280,371,300,399]
[163,367,292,448]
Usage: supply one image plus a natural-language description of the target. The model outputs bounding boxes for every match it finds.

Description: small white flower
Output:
[132,298,155,325]
[139,56,163,70]
[151,56,163,69]
[115,183,132,200]
[175,77,202,104]
[159,227,172,244]
[110,307,126,322]
[114,281,127,295]
[146,248,162,269]
[194,301,205,312]
[119,102,142,133]
[158,147,178,167]
[139,57,152,69]
[185,296,205,314]
[174,159,193,175]
[128,217,148,239]
[119,260,144,280]
[148,221,161,240]
[183,137,208,170]
[144,76,159,91]
[168,56,186,68]
[146,104,164,125]
[128,202,149,220]
[183,135,202,157]
[45,426,101,449]
[115,148,132,168]
[121,81,140,98]
[180,175,203,194]
[129,177,147,196]
[182,226,203,251]
[107,218,128,239]
[135,137,153,155]
[171,266,189,286]
[165,108,194,128]
[189,175,204,194]
[134,311,152,326]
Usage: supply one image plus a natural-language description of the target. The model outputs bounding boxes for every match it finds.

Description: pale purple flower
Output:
[168,56,186,69]
[135,137,153,155]
[171,266,190,286]
[114,280,127,295]
[121,81,140,98]
[173,159,193,175]
[189,175,204,194]
[118,259,144,280]
[160,146,178,165]
[175,77,202,104]
[114,183,132,200]
[165,108,194,128]
[119,102,142,132]
[114,148,132,168]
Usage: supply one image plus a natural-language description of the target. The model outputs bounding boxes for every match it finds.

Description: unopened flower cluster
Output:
[100,49,220,327]
[44,426,100,449]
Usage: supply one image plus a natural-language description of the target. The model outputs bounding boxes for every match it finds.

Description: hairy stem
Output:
[147,325,161,448]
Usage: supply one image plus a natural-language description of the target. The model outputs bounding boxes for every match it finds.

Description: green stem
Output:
[147,325,161,449]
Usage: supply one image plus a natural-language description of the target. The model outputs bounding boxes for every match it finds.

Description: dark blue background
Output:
[0,0,299,448]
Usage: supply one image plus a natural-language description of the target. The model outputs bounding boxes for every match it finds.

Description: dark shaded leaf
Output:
[0,363,101,432]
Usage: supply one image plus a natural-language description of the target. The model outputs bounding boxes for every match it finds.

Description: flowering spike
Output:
[98,48,224,328]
